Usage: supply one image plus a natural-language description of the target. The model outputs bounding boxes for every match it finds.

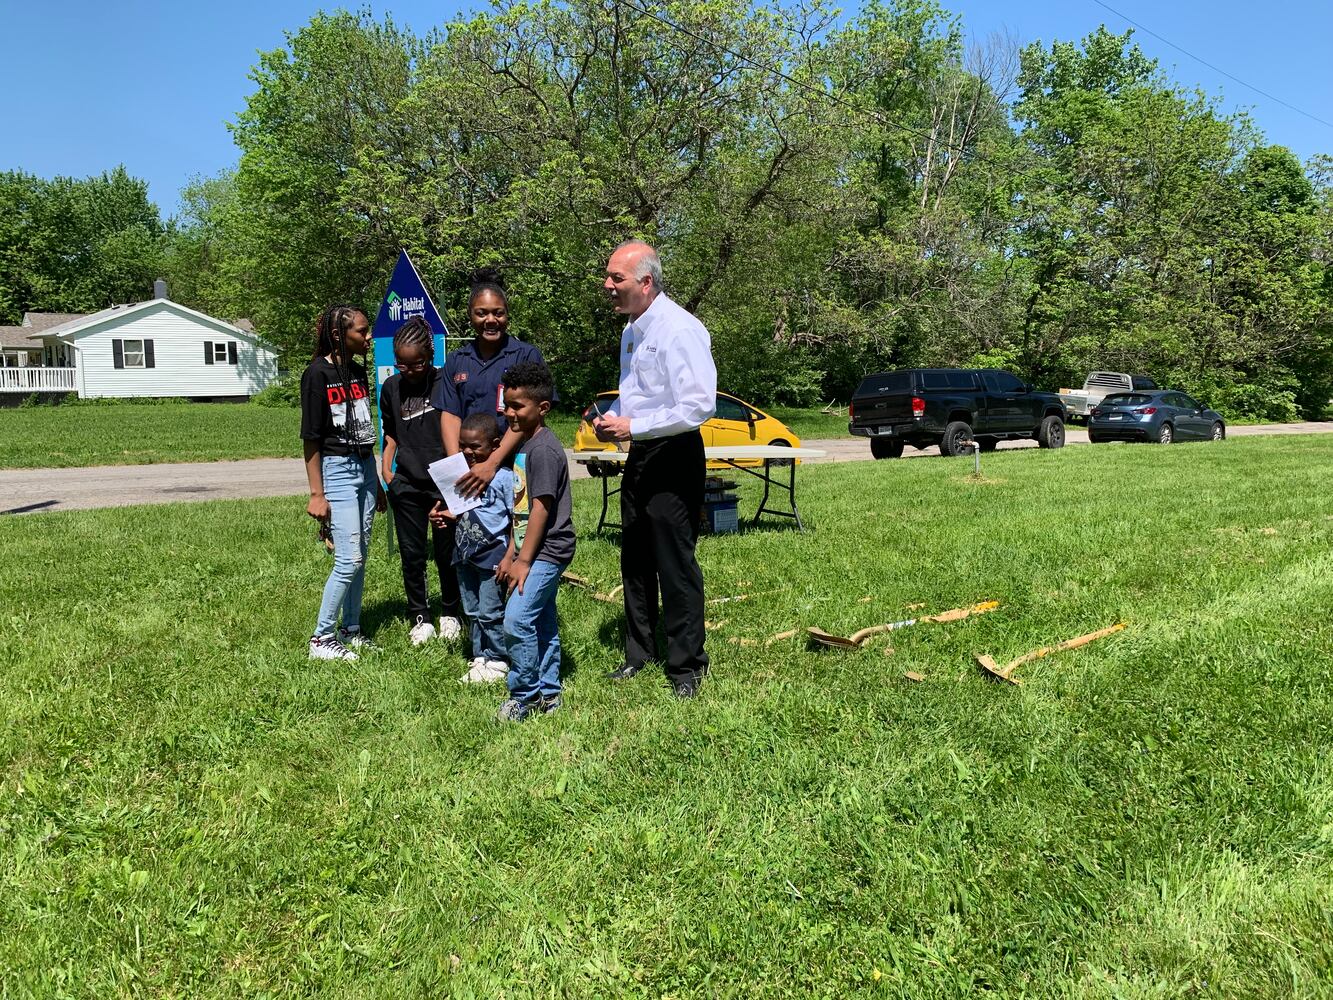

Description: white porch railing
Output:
[0,367,77,393]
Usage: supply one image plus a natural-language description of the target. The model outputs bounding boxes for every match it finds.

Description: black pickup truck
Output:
[849,368,1068,458]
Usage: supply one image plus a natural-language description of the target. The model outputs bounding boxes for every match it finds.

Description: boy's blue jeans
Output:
[503,558,567,703]
[456,561,507,663]
[314,454,377,637]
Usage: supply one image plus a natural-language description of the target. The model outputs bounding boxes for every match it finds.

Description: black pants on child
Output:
[619,430,709,683]
[387,475,460,622]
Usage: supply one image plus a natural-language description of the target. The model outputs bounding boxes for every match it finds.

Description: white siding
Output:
[71,303,278,399]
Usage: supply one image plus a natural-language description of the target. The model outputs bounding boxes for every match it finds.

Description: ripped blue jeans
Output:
[314,454,377,637]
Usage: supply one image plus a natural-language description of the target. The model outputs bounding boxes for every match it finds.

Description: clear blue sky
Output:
[4,0,1330,216]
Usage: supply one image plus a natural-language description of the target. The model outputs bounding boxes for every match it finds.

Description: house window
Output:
[113,338,154,369]
[204,341,239,365]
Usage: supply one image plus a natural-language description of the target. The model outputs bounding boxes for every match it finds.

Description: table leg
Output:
[727,458,805,530]
[592,467,623,533]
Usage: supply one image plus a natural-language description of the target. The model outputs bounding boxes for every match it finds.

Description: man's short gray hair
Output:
[615,239,663,291]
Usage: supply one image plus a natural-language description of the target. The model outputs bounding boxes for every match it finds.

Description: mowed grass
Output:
[0,404,302,468]
[2,437,1332,997]
[0,403,842,469]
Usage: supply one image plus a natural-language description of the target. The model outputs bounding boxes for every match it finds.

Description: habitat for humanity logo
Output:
[387,290,426,323]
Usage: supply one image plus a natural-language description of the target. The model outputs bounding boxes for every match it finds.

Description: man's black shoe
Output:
[606,661,646,680]
[672,676,703,699]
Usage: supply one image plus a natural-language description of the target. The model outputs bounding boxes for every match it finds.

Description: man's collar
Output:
[629,292,670,337]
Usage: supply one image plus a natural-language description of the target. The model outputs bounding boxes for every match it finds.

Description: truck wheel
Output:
[870,437,904,460]
[939,421,973,457]
[1037,415,1066,449]
[978,438,999,453]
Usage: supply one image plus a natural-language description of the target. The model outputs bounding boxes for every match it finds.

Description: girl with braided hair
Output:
[300,304,387,660]
[379,315,462,645]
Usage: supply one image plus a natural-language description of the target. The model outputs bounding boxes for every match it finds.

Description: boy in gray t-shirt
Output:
[495,362,576,722]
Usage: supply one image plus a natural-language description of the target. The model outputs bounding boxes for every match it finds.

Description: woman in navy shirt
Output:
[431,268,551,495]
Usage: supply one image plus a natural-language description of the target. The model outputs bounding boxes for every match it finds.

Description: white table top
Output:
[571,446,826,463]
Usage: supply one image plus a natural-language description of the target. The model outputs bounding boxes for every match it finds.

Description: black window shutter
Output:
[113,339,124,369]
[227,342,237,365]
[204,341,213,364]
[144,340,155,368]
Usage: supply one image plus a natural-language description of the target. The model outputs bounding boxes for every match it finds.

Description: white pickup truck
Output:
[1059,372,1158,420]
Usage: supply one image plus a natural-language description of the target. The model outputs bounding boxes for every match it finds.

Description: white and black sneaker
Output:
[336,627,380,653]
[309,634,357,661]
[438,615,463,641]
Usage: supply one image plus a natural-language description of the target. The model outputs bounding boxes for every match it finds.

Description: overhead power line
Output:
[1091,0,1333,131]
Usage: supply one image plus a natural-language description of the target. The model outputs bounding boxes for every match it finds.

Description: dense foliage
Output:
[0,167,168,324]
[4,1,1331,418]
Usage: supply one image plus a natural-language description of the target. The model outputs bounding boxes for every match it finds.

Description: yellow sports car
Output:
[573,391,801,471]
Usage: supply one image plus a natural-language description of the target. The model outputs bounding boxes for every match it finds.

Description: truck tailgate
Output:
[852,372,915,424]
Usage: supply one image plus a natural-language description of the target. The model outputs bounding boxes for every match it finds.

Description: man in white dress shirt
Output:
[594,241,717,697]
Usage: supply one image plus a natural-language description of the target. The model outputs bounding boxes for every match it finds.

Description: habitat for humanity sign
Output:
[371,250,449,463]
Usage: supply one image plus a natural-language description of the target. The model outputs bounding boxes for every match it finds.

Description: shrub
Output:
[252,375,302,408]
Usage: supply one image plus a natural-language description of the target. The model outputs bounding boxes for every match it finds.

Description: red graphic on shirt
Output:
[325,382,367,405]
[454,372,468,384]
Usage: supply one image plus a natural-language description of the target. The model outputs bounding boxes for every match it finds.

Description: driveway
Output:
[2,422,1330,516]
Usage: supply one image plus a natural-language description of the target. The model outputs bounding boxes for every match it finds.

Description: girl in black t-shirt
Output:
[299,304,386,661]
[379,317,461,646]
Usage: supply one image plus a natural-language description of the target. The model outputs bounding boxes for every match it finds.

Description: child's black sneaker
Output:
[496,697,541,723]
[540,693,562,715]
[309,634,357,661]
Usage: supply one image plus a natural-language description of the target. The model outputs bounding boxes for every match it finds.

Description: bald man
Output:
[594,241,717,697]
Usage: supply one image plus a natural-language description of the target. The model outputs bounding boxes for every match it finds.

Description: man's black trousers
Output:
[387,475,460,622]
[620,430,709,682]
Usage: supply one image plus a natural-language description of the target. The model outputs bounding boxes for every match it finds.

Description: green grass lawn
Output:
[0,403,303,468]
[3,437,1331,997]
[0,403,844,470]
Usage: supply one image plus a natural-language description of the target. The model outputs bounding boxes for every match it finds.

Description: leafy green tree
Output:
[0,167,166,324]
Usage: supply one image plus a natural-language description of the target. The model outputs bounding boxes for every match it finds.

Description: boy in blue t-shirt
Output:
[496,362,576,722]
[431,412,515,684]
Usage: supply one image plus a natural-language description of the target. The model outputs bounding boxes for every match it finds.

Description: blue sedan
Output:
[1088,390,1226,445]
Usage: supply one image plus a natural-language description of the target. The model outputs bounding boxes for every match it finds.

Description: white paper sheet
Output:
[427,453,483,516]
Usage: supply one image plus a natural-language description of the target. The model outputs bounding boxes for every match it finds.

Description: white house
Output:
[0,296,279,400]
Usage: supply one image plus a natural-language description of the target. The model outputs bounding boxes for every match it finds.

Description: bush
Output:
[252,375,302,408]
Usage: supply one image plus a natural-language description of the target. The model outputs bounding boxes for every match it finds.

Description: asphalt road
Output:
[2,422,1330,516]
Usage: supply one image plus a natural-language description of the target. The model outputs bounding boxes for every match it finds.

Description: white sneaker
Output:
[309,634,357,661]
[409,617,437,646]
[439,616,463,641]
[460,657,508,684]
[336,627,379,652]
[459,657,489,683]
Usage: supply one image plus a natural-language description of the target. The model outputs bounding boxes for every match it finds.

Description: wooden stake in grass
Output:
[975,623,1127,685]
[807,601,1000,649]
